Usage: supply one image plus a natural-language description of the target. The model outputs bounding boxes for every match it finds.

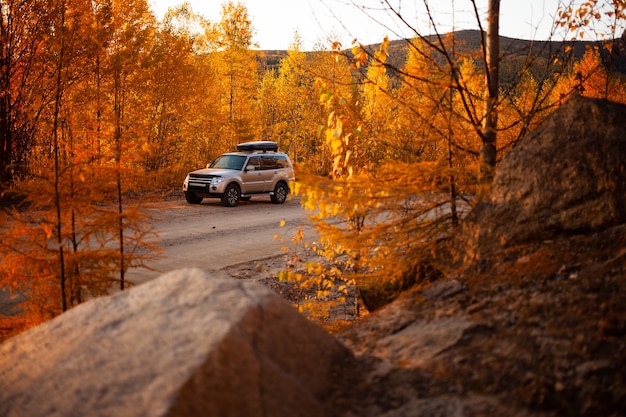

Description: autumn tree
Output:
[556,0,626,98]
[288,12,499,312]
[258,32,324,164]
[138,4,221,184]
[358,39,395,166]
[0,0,160,334]
[94,0,154,290]
[0,0,57,184]
[554,45,626,102]
[212,1,259,148]
[285,38,467,314]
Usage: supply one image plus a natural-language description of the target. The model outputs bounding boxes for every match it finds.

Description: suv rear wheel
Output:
[271,182,288,204]
[221,183,241,207]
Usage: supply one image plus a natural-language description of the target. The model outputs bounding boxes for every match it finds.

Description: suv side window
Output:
[261,155,279,170]
[246,156,262,170]
[275,155,288,168]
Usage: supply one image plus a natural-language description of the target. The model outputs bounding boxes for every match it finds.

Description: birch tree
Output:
[479,0,499,184]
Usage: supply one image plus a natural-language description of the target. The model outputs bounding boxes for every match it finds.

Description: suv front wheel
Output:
[185,192,203,204]
[221,183,241,207]
[271,182,288,204]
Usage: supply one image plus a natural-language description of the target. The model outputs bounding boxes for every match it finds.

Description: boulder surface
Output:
[0,268,351,417]
[462,95,626,260]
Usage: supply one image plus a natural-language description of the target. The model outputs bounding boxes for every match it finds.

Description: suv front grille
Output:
[187,174,218,189]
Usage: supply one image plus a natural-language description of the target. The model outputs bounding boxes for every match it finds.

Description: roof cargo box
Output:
[236,141,278,152]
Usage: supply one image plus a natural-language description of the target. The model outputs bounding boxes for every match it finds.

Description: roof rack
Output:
[236,141,278,152]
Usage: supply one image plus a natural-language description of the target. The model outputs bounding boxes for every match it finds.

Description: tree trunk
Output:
[0,3,12,184]
[114,57,126,291]
[480,0,500,184]
[52,0,68,311]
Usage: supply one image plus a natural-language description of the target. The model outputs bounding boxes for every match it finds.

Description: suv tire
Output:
[271,182,288,204]
[185,192,203,204]
[222,183,240,207]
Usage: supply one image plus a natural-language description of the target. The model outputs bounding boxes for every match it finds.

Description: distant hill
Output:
[258,29,626,87]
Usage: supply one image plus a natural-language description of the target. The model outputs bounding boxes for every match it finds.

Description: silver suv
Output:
[182,141,295,207]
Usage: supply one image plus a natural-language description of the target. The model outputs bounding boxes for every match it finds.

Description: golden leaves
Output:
[556,0,625,39]
[351,45,368,69]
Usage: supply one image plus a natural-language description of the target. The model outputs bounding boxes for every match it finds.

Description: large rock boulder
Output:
[0,268,352,417]
[462,95,626,260]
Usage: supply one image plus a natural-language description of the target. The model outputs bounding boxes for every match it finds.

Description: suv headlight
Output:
[211,176,225,185]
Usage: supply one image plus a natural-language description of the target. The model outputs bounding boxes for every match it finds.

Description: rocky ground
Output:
[341,227,625,416]
[222,252,364,329]
[223,225,626,417]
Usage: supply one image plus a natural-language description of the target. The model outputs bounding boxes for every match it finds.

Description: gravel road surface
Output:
[126,195,313,286]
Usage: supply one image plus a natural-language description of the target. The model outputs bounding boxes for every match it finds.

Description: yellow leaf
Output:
[42,223,53,239]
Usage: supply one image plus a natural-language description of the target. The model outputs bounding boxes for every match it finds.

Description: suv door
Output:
[241,156,265,193]
[260,155,282,192]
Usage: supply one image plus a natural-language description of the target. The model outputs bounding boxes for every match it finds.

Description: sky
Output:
[147,0,613,51]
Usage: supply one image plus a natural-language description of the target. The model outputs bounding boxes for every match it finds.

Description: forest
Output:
[0,0,625,339]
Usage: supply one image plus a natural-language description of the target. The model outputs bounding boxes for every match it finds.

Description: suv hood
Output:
[188,167,236,176]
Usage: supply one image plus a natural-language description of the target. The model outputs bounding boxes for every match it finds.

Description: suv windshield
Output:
[209,154,246,170]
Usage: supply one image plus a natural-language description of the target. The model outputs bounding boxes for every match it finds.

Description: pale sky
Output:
[148,0,618,50]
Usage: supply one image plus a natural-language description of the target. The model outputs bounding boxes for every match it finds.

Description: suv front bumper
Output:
[183,174,228,195]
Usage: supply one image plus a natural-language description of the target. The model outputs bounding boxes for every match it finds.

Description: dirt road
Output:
[0,195,312,315]
[126,195,313,286]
